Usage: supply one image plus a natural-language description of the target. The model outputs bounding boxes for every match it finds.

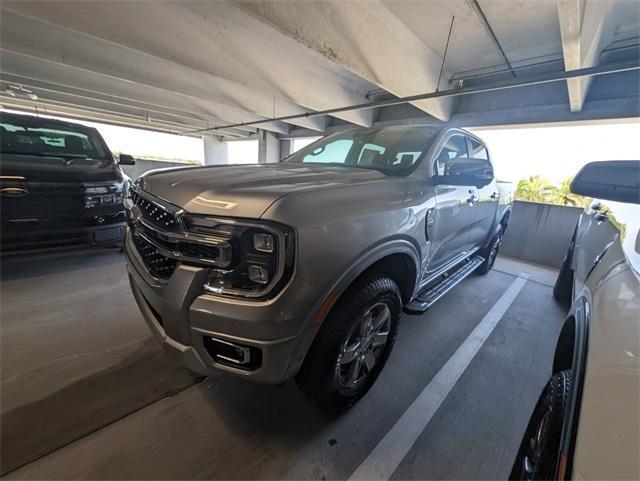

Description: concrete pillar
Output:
[203,136,229,165]
[257,129,281,164]
[280,139,293,160]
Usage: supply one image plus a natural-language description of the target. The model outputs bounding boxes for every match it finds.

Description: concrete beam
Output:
[0,71,253,139]
[1,2,371,129]
[557,0,615,112]
[451,67,640,127]
[0,11,303,134]
[234,0,454,121]
[0,50,291,136]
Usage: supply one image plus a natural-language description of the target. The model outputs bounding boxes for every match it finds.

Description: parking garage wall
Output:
[501,201,582,268]
[121,159,195,179]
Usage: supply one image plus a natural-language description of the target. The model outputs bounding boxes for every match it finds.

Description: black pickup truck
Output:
[0,112,134,254]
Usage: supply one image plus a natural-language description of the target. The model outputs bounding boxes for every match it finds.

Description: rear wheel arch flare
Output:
[554,298,590,475]
[499,209,511,231]
[553,315,576,374]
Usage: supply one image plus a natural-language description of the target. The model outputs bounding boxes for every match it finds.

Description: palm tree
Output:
[548,177,591,207]
[515,176,555,203]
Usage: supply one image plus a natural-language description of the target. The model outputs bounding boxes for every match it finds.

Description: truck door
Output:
[427,133,477,272]
[466,137,499,249]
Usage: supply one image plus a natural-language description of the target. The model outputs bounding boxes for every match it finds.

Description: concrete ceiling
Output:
[0,0,638,140]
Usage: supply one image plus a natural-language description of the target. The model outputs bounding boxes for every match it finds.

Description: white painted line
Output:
[348,274,530,481]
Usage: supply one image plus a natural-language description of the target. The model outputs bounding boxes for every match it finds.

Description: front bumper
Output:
[1,221,125,254]
[124,227,321,384]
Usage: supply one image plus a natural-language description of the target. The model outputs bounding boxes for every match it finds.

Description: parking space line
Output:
[348,274,530,481]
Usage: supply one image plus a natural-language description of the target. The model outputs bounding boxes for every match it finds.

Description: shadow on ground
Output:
[0,337,202,475]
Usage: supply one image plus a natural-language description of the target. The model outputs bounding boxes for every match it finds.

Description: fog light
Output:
[253,233,274,253]
[248,265,269,284]
[85,196,100,208]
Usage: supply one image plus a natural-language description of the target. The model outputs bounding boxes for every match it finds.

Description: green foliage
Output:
[515,175,591,207]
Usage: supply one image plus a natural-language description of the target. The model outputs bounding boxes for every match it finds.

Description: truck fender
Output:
[283,238,421,378]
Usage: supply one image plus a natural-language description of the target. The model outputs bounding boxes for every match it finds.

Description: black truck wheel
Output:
[296,273,401,412]
[510,370,573,480]
[478,231,502,275]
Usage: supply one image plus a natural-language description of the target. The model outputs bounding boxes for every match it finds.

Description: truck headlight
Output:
[83,182,124,208]
[185,216,294,299]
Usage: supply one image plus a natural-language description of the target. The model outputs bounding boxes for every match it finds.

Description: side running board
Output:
[403,255,485,314]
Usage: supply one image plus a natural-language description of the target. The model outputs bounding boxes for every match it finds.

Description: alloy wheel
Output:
[337,301,392,389]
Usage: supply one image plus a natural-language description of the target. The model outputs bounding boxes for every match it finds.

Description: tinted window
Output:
[286,126,441,175]
[435,135,468,175]
[469,138,488,160]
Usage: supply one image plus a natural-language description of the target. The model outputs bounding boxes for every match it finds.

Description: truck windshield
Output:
[284,126,441,175]
[0,115,109,161]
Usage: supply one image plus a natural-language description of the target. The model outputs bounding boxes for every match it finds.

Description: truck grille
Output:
[132,233,178,280]
[130,190,179,231]
[129,189,231,280]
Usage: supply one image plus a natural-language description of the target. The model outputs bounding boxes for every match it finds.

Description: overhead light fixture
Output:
[1,84,38,101]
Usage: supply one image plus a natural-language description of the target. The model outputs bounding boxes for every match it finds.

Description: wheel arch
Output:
[499,208,511,232]
[330,239,421,305]
[553,298,590,479]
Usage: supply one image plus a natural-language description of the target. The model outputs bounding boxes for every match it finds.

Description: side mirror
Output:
[571,161,640,204]
[434,159,494,188]
[118,153,136,165]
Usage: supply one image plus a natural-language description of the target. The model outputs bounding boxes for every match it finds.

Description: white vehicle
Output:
[511,161,640,480]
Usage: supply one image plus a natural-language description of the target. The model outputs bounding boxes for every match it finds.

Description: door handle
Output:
[490,192,499,200]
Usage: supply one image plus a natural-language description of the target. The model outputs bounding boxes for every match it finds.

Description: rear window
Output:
[0,117,108,160]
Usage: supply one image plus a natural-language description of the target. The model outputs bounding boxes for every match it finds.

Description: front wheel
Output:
[510,370,573,480]
[295,273,401,412]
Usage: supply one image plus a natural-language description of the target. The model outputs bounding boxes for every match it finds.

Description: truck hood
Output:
[138,163,388,218]
[0,154,117,183]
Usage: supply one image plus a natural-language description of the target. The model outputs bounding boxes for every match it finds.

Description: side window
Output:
[468,138,489,160]
[435,135,468,176]
[303,139,353,164]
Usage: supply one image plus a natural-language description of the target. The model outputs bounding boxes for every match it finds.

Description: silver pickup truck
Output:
[124,126,513,410]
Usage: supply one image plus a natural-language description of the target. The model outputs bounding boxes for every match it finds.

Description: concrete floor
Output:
[0,250,200,474]
[1,251,566,480]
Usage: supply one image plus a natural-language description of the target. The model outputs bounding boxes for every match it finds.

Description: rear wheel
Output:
[478,231,502,275]
[296,273,401,412]
[510,370,573,480]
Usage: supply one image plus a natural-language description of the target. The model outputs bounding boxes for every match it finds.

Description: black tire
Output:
[477,231,502,275]
[295,273,401,412]
[510,370,573,481]
[553,249,574,305]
